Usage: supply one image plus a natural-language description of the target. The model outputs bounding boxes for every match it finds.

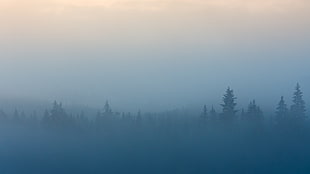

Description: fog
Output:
[0,0,309,112]
[0,45,309,112]
[0,1,310,173]
[0,99,310,174]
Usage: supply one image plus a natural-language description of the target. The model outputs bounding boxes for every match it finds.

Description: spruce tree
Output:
[246,100,263,122]
[275,96,288,125]
[290,83,306,122]
[220,87,238,122]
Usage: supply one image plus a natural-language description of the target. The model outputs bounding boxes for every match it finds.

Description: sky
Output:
[0,0,309,112]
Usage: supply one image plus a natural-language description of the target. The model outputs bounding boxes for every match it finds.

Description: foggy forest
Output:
[2,0,310,173]
[0,83,309,174]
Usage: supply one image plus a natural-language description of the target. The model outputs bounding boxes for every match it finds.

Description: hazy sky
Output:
[0,0,309,112]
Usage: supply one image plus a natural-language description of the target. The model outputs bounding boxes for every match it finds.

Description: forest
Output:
[0,83,309,174]
[0,83,307,131]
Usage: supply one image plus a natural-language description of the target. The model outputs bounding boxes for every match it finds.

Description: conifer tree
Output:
[290,83,306,122]
[275,96,288,125]
[246,100,263,122]
[49,101,68,128]
[220,87,238,122]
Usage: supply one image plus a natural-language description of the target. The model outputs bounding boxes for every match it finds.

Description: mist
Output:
[0,46,309,112]
[0,0,310,173]
[0,0,309,112]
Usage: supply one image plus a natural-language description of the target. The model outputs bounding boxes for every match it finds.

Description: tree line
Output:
[200,83,306,127]
[0,83,307,130]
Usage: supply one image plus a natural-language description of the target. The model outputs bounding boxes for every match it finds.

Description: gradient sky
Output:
[0,0,309,112]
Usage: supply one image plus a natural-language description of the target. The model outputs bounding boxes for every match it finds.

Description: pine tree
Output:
[275,96,288,125]
[49,101,68,128]
[290,83,306,122]
[220,87,238,122]
[246,100,263,122]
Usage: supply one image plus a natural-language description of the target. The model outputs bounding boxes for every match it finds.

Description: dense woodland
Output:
[1,83,310,174]
[0,83,307,132]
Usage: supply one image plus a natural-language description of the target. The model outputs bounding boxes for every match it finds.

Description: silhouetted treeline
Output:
[0,83,307,132]
[0,84,310,174]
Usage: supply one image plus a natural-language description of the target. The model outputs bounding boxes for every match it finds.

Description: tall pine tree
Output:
[275,96,289,125]
[220,87,238,122]
[290,83,306,123]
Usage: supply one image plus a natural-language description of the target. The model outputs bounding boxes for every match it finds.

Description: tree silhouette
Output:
[42,101,69,129]
[275,96,289,125]
[246,100,263,122]
[290,83,306,123]
[220,87,238,122]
